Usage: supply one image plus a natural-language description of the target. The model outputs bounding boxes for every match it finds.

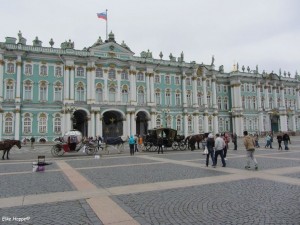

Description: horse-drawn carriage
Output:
[51,130,96,156]
[143,128,187,152]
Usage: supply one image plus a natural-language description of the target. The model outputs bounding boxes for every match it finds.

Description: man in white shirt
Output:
[213,133,226,168]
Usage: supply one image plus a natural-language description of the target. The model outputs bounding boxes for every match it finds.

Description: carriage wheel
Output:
[144,142,152,151]
[85,145,96,155]
[172,142,179,150]
[179,141,187,151]
[150,144,158,152]
[51,145,64,156]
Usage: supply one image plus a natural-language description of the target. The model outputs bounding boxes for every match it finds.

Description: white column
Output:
[291,114,296,132]
[211,77,217,109]
[213,113,218,135]
[90,112,95,137]
[91,68,96,103]
[86,68,91,104]
[130,112,135,135]
[66,112,71,131]
[273,87,278,108]
[202,78,208,107]
[14,110,20,140]
[16,58,22,103]
[99,115,103,137]
[182,73,187,107]
[129,73,134,103]
[150,112,156,129]
[280,115,288,132]
[183,113,188,137]
[150,74,155,103]
[0,113,2,140]
[280,86,285,108]
[0,59,3,102]
[70,67,74,101]
[259,112,264,133]
[126,112,131,136]
[203,112,209,133]
[61,113,66,135]
[122,118,127,136]
[265,86,269,109]
[116,75,121,102]
[192,76,198,107]
[296,88,300,110]
[237,84,242,108]
[257,84,262,109]
[146,74,150,103]
[64,67,70,100]
[103,71,108,102]
[193,114,199,133]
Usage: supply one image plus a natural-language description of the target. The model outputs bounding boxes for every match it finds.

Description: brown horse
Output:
[185,134,205,150]
[0,140,22,160]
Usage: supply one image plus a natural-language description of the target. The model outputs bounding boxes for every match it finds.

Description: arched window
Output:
[122,85,129,103]
[253,97,256,109]
[219,118,224,132]
[218,97,222,109]
[54,82,62,101]
[76,83,85,101]
[23,113,32,134]
[5,79,15,100]
[54,114,61,133]
[165,89,171,106]
[165,75,170,84]
[55,67,62,77]
[95,85,103,102]
[188,116,193,132]
[38,113,47,133]
[197,92,202,106]
[155,75,160,83]
[25,64,32,75]
[108,69,116,79]
[224,97,228,110]
[96,68,103,78]
[121,70,128,80]
[76,67,84,77]
[187,91,192,106]
[175,76,180,85]
[241,84,245,92]
[156,115,161,128]
[109,87,116,101]
[137,72,144,81]
[186,77,191,86]
[176,118,182,131]
[198,117,203,132]
[40,65,47,76]
[207,93,211,107]
[176,91,181,106]
[6,62,15,74]
[4,114,13,134]
[248,96,252,109]
[137,87,145,105]
[39,81,48,102]
[242,96,245,108]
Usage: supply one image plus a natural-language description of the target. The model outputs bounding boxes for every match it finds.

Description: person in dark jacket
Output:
[157,137,163,154]
[277,133,283,150]
[282,133,291,150]
[206,133,215,167]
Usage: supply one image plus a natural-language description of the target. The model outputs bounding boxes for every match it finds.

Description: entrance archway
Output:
[136,111,148,136]
[72,110,88,137]
[103,111,123,138]
[270,114,279,132]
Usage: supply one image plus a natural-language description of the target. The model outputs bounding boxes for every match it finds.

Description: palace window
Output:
[137,72,144,81]
[55,67,62,77]
[218,97,222,109]
[224,97,228,110]
[109,87,116,102]
[187,91,192,106]
[165,90,171,106]
[38,113,47,133]
[188,116,193,132]
[40,65,48,76]
[197,93,202,106]
[24,81,33,101]
[76,67,84,77]
[224,85,228,93]
[165,75,170,85]
[122,86,129,103]
[253,97,257,109]
[198,117,203,133]
[197,78,201,86]
[175,76,180,85]
[23,114,32,134]
[95,86,103,102]
[207,94,211,107]
[54,83,62,102]
[25,64,32,75]
[137,87,145,105]
[241,84,245,92]
[4,114,13,134]
[6,62,15,74]
[155,75,160,83]
[39,82,48,102]
[54,114,61,133]
[5,80,15,100]
[76,83,85,101]
[155,90,161,105]
[219,118,224,132]
[96,68,103,78]
[186,77,191,86]
[156,115,161,128]
[175,92,181,106]
[242,96,245,108]
[217,85,221,93]
[176,118,182,131]
[121,70,128,80]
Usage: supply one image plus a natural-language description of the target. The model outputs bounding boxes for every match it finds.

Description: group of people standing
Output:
[128,134,143,156]
[264,132,291,150]
[205,131,258,170]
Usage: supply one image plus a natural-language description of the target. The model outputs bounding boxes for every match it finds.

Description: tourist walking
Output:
[243,130,258,170]
[30,136,35,150]
[206,133,215,167]
[282,133,291,150]
[212,134,226,168]
[128,135,135,156]
[277,133,283,150]
[134,134,139,152]
[265,133,273,149]
[232,133,237,150]
[254,133,260,148]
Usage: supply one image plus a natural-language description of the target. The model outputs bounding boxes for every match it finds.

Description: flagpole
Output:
[106,9,108,40]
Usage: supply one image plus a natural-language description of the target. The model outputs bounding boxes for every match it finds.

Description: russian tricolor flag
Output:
[97,12,107,20]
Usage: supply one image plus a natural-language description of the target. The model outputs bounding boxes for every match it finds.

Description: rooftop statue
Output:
[219,65,224,73]
[211,55,215,66]
[92,36,103,47]
[61,39,74,49]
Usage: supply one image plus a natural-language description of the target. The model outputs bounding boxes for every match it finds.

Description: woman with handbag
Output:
[206,133,215,167]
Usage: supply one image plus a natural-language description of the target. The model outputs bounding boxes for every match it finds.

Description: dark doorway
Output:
[72,110,88,137]
[271,115,279,132]
[136,111,148,136]
[103,111,123,138]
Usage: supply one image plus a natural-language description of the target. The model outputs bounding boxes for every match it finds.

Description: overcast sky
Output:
[1,0,299,75]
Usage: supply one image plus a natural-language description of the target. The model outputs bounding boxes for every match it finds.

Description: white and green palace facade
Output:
[1,31,300,141]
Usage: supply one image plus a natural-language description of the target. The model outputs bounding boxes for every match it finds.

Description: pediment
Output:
[89,42,134,59]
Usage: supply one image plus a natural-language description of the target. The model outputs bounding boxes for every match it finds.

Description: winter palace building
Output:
[0,31,300,141]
